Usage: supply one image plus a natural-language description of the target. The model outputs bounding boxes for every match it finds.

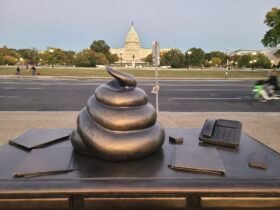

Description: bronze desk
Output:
[0,128,279,210]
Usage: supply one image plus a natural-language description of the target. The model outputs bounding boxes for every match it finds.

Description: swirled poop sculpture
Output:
[71,67,165,161]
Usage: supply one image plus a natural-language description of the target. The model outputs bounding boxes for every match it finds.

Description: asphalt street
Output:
[0,78,279,112]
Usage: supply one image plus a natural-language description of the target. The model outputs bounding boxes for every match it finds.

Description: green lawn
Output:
[0,66,276,79]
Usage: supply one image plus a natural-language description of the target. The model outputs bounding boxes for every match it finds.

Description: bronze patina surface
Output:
[71,67,165,161]
[1,128,280,209]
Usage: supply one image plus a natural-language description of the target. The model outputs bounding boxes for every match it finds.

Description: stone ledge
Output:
[0,111,279,152]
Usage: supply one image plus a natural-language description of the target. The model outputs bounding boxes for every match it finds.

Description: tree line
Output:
[0,43,277,69]
[0,40,118,67]
[145,48,276,69]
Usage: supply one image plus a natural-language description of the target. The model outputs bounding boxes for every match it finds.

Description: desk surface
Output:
[0,128,279,195]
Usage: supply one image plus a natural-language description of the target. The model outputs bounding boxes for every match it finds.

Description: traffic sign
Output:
[151,85,160,94]
[152,41,160,66]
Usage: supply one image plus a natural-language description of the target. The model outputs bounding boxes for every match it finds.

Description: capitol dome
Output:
[125,24,140,45]
[124,23,141,62]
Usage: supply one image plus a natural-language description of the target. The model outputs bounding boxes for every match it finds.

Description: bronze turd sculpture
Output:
[71,67,165,161]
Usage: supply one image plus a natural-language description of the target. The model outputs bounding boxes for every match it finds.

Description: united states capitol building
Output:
[110,23,170,65]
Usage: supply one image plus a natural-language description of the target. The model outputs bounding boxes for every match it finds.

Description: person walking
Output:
[16,65,20,75]
[31,65,36,76]
[225,71,228,79]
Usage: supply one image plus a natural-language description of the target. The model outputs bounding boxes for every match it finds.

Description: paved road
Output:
[0,78,279,112]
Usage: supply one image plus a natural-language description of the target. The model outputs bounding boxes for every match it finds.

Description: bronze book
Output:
[169,146,226,175]
[9,128,73,150]
[14,147,76,178]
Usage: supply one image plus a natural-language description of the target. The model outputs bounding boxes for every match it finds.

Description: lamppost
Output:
[49,49,54,68]
[187,51,192,70]
[271,60,275,68]
[251,52,257,68]
[120,51,123,66]
[250,60,257,70]
[19,57,24,65]
[234,61,238,69]
[84,50,90,67]
[253,59,257,69]
[208,60,212,69]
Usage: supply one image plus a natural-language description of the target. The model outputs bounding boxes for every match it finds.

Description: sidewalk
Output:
[0,74,257,81]
[0,111,279,152]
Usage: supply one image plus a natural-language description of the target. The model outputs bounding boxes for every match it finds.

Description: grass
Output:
[0,66,277,79]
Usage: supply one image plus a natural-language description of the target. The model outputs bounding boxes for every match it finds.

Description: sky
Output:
[0,0,279,53]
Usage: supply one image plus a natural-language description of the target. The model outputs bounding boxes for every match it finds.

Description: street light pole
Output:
[251,52,257,69]
[271,60,275,68]
[120,51,123,67]
[49,49,54,68]
[152,41,160,114]
[187,51,192,70]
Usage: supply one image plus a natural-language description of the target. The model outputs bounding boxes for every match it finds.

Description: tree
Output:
[274,49,280,58]
[205,51,228,65]
[0,47,20,58]
[74,49,110,66]
[256,53,271,69]
[145,51,167,65]
[3,55,18,65]
[144,53,152,64]
[18,48,40,64]
[261,7,280,47]
[74,49,96,67]
[237,54,252,68]
[0,55,3,65]
[74,53,91,67]
[93,52,109,65]
[41,47,67,66]
[185,48,205,67]
[106,53,118,64]
[232,53,271,68]
[63,50,75,66]
[0,49,4,65]
[161,49,185,68]
[90,40,118,64]
[210,57,222,66]
[0,47,20,65]
[90,40,110,54]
